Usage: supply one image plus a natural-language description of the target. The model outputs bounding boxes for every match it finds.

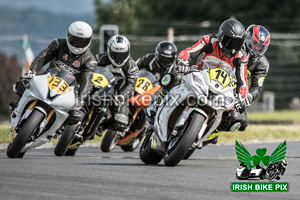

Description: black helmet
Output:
[246,25,270,57]
[155,41,177,68]
[218,19,246,58]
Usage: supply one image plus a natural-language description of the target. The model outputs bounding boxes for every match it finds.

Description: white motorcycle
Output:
[7,67,76,158]
[139,60,236,166]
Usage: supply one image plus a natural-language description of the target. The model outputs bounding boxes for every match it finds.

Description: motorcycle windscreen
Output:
[135,70,160,94]
[47,68,77,95]
[92,66,116,90]
[202,60,236,88]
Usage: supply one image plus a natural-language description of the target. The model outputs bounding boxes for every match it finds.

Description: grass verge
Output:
[1,110,300,145]
[218,124,300,144]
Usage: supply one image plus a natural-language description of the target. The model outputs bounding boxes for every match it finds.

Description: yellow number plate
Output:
[92,73,109,88]
[135,77,153,94]
[209,68,231,87]
[47,76,71,95]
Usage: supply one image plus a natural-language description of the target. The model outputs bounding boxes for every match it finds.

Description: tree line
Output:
[94,0,300,34]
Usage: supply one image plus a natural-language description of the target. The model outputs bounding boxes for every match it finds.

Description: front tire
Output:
[54,125,78,156]
[139,130,163,164]
[101,130,120,152]
[182,147,196,160]
[120,128,146,152]
[164,112,205,166]
[7,110,44,158]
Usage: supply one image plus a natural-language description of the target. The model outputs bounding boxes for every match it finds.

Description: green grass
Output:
[218,124,300,144]
[248,110,300,122]
[0,124,10,144]
[1,110,300,144]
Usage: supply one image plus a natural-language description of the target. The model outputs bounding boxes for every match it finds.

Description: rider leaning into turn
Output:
[241,25,271,129]
[176,19,249,133]
[96,35,139,131]
[136,41,178,119]
[14,21,97,125]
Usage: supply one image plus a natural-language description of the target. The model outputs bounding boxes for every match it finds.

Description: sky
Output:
[0,0,97,65]
[0,0,95,16]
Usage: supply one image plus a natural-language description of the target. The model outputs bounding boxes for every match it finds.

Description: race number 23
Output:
[209,68,231,87]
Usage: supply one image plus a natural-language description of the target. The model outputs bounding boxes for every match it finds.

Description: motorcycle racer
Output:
[238,24,271,130]
[177,19,249,132]
[136,41,178,81]
[96,35,139,131]
[14,21,97,125]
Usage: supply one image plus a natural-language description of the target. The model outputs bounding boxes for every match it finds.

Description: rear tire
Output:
[54,125,78,156]
[164,113,205,166]
[101,130,119,152]
[139,131,163,164]
[7,110,44,158]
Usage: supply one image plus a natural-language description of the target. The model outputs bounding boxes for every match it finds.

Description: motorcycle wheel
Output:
[65,138,81,156]
[17,151,26,158]
[120,139,140,152]
[120,128,146,152]
[54,125,78,156]
[182,147,196,160]
[100,130,120,152]
[7,109,44,158]
[139,131,163,164]
[164,112,205,166]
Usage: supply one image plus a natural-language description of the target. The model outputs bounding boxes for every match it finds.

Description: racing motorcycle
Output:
[54,66,116,156]
[7,67,77,158]
[139,60,236,166]
[100,70,161,152]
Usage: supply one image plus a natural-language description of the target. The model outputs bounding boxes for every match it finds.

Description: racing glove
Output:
[245,93,253,107]
[234,94,246,111]
[176,59,190,74]
[23,70,35,79]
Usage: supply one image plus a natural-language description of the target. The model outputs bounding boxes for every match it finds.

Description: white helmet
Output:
[67,21,93,55]
[107,35,130,67]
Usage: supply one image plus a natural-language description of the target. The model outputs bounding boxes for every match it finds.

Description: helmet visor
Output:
[156,54,175,67]
[246,37,268,56]
[221,35,245,52]
[67,33,91,48]
[110,51,129,65]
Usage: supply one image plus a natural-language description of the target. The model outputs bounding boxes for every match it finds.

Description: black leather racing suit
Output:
[29,39,97,124]
[247,54,269,101]
[136,53,176,82]
[239,50,270,130]
[96,53,139,130]
[30,39,97,101]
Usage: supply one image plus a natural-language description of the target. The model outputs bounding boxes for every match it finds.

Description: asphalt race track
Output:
[0,141,299,200]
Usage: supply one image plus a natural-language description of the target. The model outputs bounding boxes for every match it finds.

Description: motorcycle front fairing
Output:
[151,72,209,155]
[151,67,235,154]
[10,70,76,152]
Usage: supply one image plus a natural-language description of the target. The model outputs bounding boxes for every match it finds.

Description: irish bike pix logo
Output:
[235,140,287,181]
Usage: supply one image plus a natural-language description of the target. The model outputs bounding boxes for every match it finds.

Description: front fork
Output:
[10,99,38,142]
[10,99,56,143]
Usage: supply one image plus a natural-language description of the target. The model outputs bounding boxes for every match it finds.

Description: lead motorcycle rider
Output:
[240,25,271,131]
[174,19,249,137]
[13,21,97,125]
[96,35,139,131]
